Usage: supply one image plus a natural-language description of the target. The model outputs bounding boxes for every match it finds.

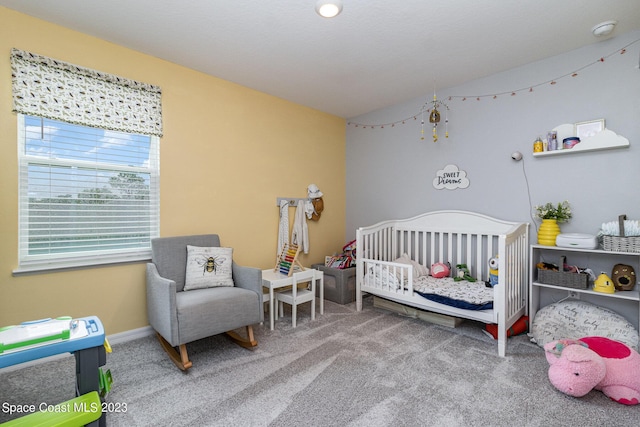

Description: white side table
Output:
[262,268,324,330]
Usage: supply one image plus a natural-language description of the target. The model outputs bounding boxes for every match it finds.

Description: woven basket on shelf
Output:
[601,235,640,253]
[600,214,640,253]
[536,255,590,289]
[537,268,590,289]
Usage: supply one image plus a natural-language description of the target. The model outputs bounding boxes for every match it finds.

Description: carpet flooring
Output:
[1,295,638,426]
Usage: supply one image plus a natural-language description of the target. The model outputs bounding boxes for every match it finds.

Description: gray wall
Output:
[346,30,640,242]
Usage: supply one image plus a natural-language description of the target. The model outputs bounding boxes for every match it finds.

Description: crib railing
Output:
[361,258,414,294]
[359,228,502,282]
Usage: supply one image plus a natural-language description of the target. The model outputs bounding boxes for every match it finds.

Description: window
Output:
[10,48,162,273]
[17,114,160,272]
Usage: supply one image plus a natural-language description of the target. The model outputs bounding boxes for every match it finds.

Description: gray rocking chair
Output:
[146,234,263,370]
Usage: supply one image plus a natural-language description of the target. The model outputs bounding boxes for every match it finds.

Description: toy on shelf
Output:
[611,264,636,291]
[544,336,640,405]
[593,272,615,294]
[275,243,303,276]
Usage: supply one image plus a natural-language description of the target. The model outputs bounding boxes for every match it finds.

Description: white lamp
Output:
[591,20,617,37]
[316,0,343,18]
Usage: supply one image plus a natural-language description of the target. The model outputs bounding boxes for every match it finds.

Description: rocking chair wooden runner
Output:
[146,234,263,370]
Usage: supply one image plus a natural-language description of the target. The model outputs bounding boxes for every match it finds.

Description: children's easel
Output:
[275,243,303,276]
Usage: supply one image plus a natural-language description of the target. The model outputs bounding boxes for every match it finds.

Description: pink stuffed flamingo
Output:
[544,336,640,405]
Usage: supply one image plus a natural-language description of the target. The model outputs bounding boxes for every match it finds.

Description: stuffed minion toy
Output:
[488,256,499,287]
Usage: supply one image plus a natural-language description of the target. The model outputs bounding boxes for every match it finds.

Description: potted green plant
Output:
[535,200,572,245]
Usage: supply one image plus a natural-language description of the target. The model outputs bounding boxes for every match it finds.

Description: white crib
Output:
[356,210,529,356]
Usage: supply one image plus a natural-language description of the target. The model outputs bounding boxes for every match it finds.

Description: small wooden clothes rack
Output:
[275,243,303,276]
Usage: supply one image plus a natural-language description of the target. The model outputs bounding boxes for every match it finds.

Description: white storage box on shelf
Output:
[556,233,598,249]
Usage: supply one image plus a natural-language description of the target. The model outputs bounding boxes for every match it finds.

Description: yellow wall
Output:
[0,8,346,334]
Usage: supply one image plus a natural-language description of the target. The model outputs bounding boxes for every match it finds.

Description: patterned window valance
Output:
[10,48,163,136]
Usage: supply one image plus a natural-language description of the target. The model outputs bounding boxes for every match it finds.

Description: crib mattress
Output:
[413,276,494,310]
[364,266,494,310]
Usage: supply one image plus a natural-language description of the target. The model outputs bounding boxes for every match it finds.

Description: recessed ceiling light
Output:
[316,0,343,18]
[591,20,617,37]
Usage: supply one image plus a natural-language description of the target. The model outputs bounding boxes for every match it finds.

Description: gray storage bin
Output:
[312,264,357,304]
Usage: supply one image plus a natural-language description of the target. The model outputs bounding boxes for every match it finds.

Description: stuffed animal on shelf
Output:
[488,256,499,287]
[544,336,640,405]
[611,264,636,291]
[593,272,615,294]
[431,262,450,278]
[454,264,476,282]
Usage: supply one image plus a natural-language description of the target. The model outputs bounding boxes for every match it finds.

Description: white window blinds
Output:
[16,115,160,272]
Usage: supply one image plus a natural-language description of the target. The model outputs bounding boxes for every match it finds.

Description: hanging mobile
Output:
[420,88,450,143]
[429,97,440,143]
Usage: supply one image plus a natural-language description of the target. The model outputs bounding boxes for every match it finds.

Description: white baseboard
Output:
[107,325,155,346]
[0,326,155,373]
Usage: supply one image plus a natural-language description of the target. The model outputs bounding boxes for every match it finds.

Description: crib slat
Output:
[456,233,462,270]
[421,231,427,268]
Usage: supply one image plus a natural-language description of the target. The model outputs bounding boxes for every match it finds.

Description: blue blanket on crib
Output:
[415,291,493,311]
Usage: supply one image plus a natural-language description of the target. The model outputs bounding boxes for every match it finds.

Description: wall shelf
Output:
[533,124,629,157]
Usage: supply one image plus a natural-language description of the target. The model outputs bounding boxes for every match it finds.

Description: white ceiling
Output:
[1,1,639,118]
